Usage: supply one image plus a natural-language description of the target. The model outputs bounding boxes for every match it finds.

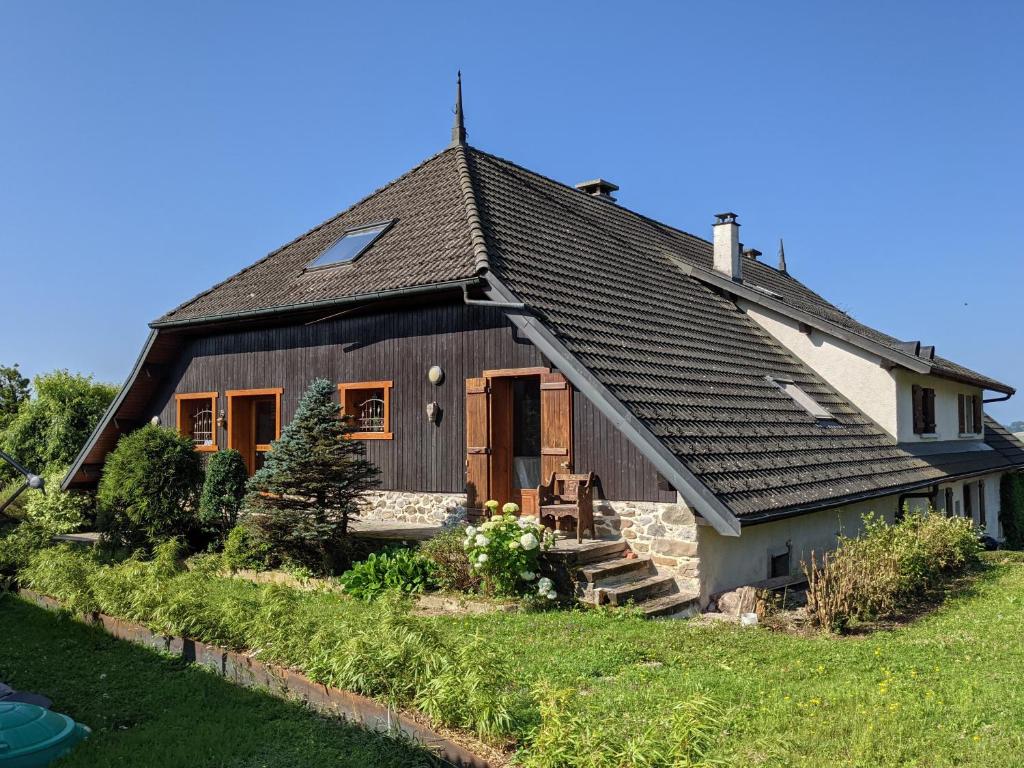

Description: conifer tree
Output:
[244,378,379,573]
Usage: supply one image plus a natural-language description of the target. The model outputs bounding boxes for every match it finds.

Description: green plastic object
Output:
[0,702,90,767]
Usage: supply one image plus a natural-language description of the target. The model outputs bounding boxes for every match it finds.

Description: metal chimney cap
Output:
[714,212,738,224]
[575,179,619,202]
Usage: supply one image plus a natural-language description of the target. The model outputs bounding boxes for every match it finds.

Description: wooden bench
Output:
[537,472,596,543]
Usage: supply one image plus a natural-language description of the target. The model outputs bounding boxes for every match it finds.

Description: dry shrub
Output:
[804,511,979,632]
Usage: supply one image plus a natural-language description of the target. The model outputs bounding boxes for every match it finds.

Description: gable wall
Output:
[147,301,666,502]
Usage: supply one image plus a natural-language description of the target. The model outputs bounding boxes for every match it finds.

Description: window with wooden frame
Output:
[175,392,218,451]
[958,393,983,435]
[338,381,393,439]
[911,385,936,435]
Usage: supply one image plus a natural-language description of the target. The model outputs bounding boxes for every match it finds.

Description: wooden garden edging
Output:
[18,589,493,768]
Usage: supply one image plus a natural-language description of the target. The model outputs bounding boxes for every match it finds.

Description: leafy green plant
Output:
[0,369,116,482]
[198,449,247,542]
[96,424,203,551]
[338,547,436,600]
[23,469,93,533]
[0,362,30,433]
[21,544,100,614]
[463,502,556,597]
[244,379,380,575]
[1000,471,1024,549]
[419,526,481,593]
[221,521,272,571]
[804,510,980,632]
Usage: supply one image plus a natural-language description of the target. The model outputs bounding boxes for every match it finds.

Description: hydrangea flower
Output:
[537,577,553,593]
[520,532,539,551]
[520,570,535,581]
[477,552,488,563]
[466,525,477,537]
[502,502,520,515]
[475,534,490,547]
[508,540,520,550]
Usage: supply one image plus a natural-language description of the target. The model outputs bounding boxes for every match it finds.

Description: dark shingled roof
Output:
[145,141,1023,521]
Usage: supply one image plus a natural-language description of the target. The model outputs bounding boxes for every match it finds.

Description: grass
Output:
[426,553,1024,766]
[12,550,1024,766]
[0,595,441,768]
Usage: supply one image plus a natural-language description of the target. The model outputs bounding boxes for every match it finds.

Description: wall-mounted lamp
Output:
[427,365,445,385]
[426,401,442,425]
[217,410,228,430]
[150,415,161,426]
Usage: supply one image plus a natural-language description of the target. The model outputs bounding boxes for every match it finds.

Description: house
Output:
[63,77,1024,605]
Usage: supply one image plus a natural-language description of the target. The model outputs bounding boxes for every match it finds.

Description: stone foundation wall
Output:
[594,499,700,595]
[358,491,468,527]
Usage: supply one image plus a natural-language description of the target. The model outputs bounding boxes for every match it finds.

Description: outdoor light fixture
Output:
[150,415,161,426]
[427,365,444,385]
[217,410,227,430]
[0,448,44,516]
[426,401,442,425]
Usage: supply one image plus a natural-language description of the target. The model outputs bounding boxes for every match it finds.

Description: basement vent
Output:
[767,376,839,425]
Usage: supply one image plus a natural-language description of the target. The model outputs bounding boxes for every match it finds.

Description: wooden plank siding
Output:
[147,301,668,502]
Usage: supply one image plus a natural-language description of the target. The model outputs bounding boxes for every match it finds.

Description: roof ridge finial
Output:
[778,237,787,273]
[450,70,467,147]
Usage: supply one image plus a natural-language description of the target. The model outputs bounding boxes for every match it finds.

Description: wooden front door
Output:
[465,370,572,516]
[227,389,282,475]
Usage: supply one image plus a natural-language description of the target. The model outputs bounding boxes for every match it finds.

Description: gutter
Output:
[482,273,742,537]
[149,279,480,330]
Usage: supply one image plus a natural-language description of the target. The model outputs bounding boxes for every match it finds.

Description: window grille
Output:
[357,395,386,433]
[192,406,214,446]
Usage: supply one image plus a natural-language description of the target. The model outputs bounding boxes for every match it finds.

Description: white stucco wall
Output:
[936,475,1002,539]
[697,472,1005,600]
[739,301,899,436]
[893,369,984,443]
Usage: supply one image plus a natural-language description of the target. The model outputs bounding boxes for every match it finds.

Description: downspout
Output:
[984,392,1013,404]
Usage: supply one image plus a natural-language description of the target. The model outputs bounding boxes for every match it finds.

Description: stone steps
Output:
[577,554,653,584]
[601,573,678,606]
[544,538,628,566]
[641,591,701,619]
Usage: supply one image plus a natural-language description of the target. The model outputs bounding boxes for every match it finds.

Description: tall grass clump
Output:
[522,682,725,768]
[804,511,980,632]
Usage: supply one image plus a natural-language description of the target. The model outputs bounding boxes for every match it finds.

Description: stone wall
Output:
[358,491,468,527]
[594,499,700,595]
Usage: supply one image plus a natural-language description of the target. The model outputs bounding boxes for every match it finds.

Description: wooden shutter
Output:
[923,388,936,433]
[539,371,573,485]
[973,395,983,434]
[465,377,491,512]
[978,480,987,528]
[944,487,954,518]
[958,394,966,433]
[912,385,924,434]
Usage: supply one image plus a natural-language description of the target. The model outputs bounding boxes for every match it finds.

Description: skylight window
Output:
[306,222,391,270]
[768,376,837,423]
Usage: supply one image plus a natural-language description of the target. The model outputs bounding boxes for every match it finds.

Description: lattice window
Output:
[176,393,218,451]
[338,381,393,439]
[192,405,214,446]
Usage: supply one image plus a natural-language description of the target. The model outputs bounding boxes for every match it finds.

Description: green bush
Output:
[23,470,93,534]
[1000,472,1024,549]
[338,547,436,600]
[21,544,101,614]
[464,504,556,597]
[0,362,30,433]
[244,379,380,575]
[96,425,203,551]
[804,511,980,632]
[420,526,481,593]
[0,370,117,482]
[198,450,247,543]
[221,521,272,572]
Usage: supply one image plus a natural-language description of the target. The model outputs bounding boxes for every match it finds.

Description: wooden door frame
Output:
[226,387,283,473]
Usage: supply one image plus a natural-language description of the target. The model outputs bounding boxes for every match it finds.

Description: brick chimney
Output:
[713,212,741,281]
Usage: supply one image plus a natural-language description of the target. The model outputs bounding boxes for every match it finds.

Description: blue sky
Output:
[1,2,1021,422]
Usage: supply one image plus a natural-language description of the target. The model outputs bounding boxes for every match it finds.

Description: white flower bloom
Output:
[502,502,520,515]
[508,540,520,550]
[537,577,553,593]
[477,552,488,563]
[519,571,535,581]
[520,532,539,551]
[466,525,477,537]
[475,534,490,547]
[520,515,538,525]
[545,591,557,600]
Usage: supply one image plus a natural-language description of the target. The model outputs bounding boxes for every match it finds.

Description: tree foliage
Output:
[0,369,117,480]
[1000,471,1024,549]
[198,449,247,542]
[96,424,203,551]
[244,378,379,574]
[0,363,30,432]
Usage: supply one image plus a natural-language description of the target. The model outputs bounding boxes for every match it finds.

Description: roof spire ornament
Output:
[450,70,467,147]
[778,237,788,273]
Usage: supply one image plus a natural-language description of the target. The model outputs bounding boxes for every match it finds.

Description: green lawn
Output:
[9,554,1024,766]
[0,595,441,768]
[432,554,1024,766]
